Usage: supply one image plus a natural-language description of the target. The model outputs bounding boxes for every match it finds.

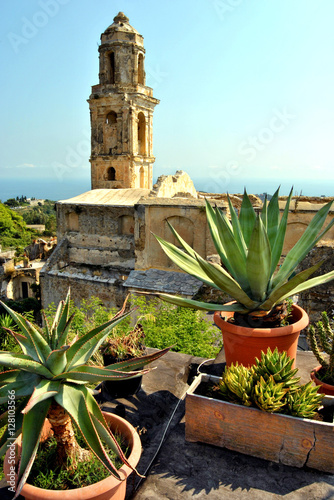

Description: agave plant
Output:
[154,187,334,320]
[0,291,169,499]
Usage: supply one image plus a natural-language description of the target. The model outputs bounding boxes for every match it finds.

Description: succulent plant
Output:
[220,363,254,406]
[307,311,334,384]
[0,290,169,499]
[253,347,300,391]
[285,382,324,419]
[253,376,287,413]
[100,323,146,361]
[216,348,324,419]
[153,187,334,322]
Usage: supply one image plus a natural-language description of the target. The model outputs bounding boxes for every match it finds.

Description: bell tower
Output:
[88,12,159,190]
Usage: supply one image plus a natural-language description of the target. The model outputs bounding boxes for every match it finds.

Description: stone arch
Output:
[107,167,116,181]
[165,216,194,247]
[105,111,117,153]
[118,215,135,235]
[137,112,146,155]
[138,53,144,84]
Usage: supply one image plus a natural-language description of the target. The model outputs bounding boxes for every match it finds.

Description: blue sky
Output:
[1,0,334,195]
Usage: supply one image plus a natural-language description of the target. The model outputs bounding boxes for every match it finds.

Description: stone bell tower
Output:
[88,12,159,190]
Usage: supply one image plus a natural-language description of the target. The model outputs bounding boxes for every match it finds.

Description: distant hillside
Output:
[0,203,35,252]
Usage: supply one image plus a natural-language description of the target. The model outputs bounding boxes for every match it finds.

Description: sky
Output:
[1,0,334,196]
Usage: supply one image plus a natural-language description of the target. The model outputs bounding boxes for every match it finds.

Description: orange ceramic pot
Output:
[310,366,334,396]
[4,412,141,500]
[214,303,309,368]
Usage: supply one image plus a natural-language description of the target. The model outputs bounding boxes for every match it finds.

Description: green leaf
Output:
[226,195,247,259]
[15,399,51,499]
[0,369,20,386]
[53,366,151,383]
[195,254,257,309]
[273,199,334,287]
[278,269,334,303]
[154,233,216,288]
[214,207,249,291]
[205,199,229,267]
[0,352,53,378]
[260,194,268,231]
[45,346,69,375]
[266,187,280,251]
[0,398,28,459]
[0,372,41,404]
[82,387,135,471]
[246,215,272,302]
[66,309,135,369]
[166,221,199,259]
[104,346,171,371]
[0,301,51,363]
[270,187,293,275]
[260,261,325,310]
[54,384,122,479]
[22,380,60,414]
[239,189,256,247]
[156,292,248,312]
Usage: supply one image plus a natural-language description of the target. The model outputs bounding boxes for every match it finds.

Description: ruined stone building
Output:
[40,13,223,308]
[40,13,334,315]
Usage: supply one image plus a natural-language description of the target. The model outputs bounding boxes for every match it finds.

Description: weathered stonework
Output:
[151,171,198,199]
[88,12,159,191]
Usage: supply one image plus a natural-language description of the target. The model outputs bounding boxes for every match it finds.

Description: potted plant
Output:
[153,187,334,366]
[307,311,334,395]
[99,322,146,398]
[0,290,169,500]
[186,348,334,473]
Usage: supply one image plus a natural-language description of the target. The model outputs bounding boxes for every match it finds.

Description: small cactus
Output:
[216,348,324,419]
[253,376,287,413]
[253,347,300,391]
[285,382,324,419]
[307,312,334,384]
[221,363,254,406]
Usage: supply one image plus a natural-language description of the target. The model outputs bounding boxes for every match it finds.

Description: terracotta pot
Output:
[214,303,309,367]
[310,366,334,396]
[4,412,141,500]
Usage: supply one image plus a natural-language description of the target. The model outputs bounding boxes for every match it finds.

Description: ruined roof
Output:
[123,269,203,296]
[57,189,151,207]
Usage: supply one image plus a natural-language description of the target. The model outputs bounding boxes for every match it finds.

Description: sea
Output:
[0,176,333,203]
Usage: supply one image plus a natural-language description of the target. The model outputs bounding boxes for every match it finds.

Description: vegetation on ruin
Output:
[43,294,222,359]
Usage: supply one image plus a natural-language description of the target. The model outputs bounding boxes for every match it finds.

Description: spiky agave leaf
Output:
[152,188,334,315]
[0,292,169,499]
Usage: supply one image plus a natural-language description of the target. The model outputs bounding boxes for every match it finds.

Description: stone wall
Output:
[295,242,334,323]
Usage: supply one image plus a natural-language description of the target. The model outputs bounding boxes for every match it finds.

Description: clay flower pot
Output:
[4,412,141,500]
[214,303,309,367]
[310,366,334,396]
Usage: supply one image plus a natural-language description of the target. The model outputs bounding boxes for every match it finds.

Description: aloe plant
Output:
[154,187,334,319]
[217,348,324,418]
[0,290,169,499]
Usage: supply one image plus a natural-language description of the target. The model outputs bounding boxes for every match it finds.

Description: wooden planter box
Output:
[185,374,334,473]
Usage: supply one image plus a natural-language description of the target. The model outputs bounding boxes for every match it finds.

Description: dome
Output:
[104,12,140,35]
